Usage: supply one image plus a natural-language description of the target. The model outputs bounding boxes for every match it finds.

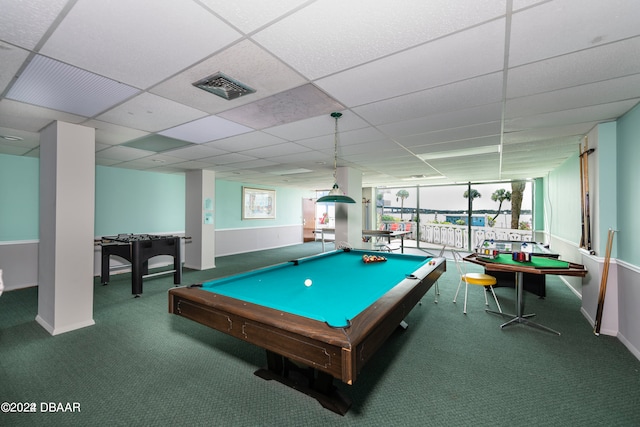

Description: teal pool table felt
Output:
[200,250,432,328]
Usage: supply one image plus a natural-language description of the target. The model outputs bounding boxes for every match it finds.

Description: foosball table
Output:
[96,234,186,296]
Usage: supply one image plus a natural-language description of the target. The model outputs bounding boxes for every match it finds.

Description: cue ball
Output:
[304,279,312,287]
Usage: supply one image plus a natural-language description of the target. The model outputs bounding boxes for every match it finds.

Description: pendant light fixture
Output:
[317,112,356,204]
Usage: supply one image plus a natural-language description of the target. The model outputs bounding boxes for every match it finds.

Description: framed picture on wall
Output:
[242,187,276,219]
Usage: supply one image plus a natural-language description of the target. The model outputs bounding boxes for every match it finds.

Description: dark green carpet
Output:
[1,242,639,426]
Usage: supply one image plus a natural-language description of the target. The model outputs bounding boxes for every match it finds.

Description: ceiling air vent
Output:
[192,72,256,100]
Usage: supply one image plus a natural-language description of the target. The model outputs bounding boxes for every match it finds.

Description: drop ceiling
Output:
[1,0,639,190]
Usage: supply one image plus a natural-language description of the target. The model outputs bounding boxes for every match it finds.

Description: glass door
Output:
[377,181,533,252]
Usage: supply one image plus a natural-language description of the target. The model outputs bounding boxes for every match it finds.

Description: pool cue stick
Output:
[583,137,591,251]
[584,148,595,253]
[594,229,615,335]
[579,143,586,248]
[581,141,595,252]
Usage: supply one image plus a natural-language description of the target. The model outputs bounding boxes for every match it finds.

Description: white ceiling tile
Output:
[7,55,140,117]
[263,113,368,141]
[0,144,34,156]
[0,127,39,148]
[410,136,502,155]
[0,0,68,49]
[162,145,229,161]
[289,134,332,151]
[507,37,640,98]
[142,153,198,166]
[160,116,252,144]
[503,123,596,144]
[506,73,640,119]
[504,137,581,154]
[150,40,307,114]
[378,103,503,138]
[512,0,548,11]
[204,152,258,165]
[206,131,287,152]
[145,165,187,174]
[241,142,311,158]
[199,0,310,33]
[316,20,506,107]
[231,159,280,170]
[40,0,242,88]
[96,93,208,133]
[83,120,149,146]
[338,140,401,156]
[295,126,388,152]
[509,0,640,67]
[429,153,500,169]
[95,158,122,167]
[396,123,502,148]
[173,160,218,170]
[505,99,639,132]
[355,73,504,126]
[264,150,331,165]
[116,158,171,170]
[0,125,39,155]
[218,84,344,129]
[338,127,388,146]
[95,142,111,152]
[254,0,506,79]
[0,43,30,93]
[0,99,85,132]
[96,146,154,161]
[343,150,414,164]
[3,1,639,186]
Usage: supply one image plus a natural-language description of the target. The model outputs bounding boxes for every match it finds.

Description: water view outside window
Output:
[377,182,533,251]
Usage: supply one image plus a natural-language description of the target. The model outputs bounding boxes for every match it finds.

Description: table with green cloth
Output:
[464,253,587,335]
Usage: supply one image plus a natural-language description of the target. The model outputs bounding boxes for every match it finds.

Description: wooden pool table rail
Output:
[168,259,445,386]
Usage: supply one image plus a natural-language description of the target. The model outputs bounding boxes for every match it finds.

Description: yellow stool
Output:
[452,252,502,314]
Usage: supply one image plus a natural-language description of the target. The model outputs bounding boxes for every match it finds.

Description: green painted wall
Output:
[595,122,618,257]
[617,102,640,266]
[215,180,305,229]
[95,166,185,236]
[546,153,582,244]
[1,155,308,242]
[533,178,544,231]
[0,154,39,240]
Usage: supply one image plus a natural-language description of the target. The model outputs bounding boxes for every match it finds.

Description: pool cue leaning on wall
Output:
[594,228,616,336]
[580,138,595,253]
[579,143,586,248]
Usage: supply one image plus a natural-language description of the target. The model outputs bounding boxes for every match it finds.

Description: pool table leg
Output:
[255,350,352,415]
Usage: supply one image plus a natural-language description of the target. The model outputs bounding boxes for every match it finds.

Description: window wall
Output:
[376,181,533,251]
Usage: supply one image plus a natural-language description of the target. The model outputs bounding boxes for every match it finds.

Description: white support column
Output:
[37,121,95,335]
[184,170,216,270]
[334,167,363,247]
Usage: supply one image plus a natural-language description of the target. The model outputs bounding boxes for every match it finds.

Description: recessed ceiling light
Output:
[418,145,500,160]
[1,135,24,141]
[402,174,445,181]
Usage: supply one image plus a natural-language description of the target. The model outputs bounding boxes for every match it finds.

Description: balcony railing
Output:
[380,221,532,250]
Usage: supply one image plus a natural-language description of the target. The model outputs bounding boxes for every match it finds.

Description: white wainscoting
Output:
[0,227,302,291]
[0,240,39,291]
[215,224,303,257]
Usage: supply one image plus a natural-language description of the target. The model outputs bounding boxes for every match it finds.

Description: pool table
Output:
[168,249,445,414]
